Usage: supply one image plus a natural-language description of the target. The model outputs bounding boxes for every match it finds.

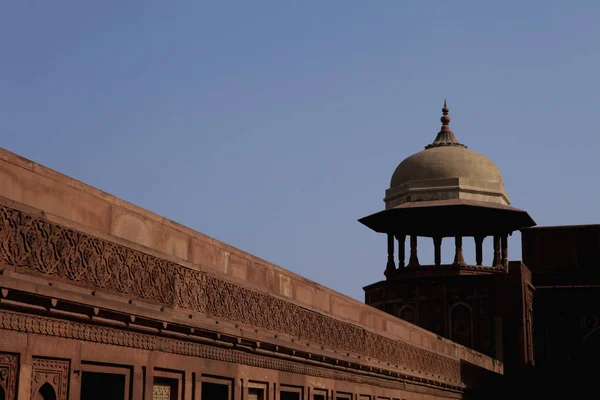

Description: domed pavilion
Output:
[360,100,536,275]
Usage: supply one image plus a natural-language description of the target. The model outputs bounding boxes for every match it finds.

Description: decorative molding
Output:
[0,352,18,400]
[0,204,462,383]
[0,309,462,394]
[31,357,69,400]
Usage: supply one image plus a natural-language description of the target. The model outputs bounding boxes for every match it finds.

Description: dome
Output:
[384,101,509,209]
[391,146,504,187]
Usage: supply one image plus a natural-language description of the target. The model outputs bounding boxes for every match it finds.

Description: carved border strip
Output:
[0,352,18,400]
[0,204,460,381]
[0,309,462,395]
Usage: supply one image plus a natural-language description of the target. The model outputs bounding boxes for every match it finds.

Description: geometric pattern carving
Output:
[0,353,18,400]
[0,309,463,390]
[30,357,69,400]
[153,383,171,400]
[0,204,461,383]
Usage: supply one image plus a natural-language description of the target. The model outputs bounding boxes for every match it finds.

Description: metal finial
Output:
[441,100,450,127]
[425,99,466,149]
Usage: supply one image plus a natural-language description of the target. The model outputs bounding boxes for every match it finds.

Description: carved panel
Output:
[0,204,462,383]
[0,206,180,308]
[31,357,69,400]
[153,383,171,400]
[0,352,18,400]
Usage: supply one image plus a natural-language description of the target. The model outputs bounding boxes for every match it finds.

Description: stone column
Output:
[385,233,396,276]
[501,234,509,270]
[454,236,466,265]
[396,234,406,268]
[474,236,484,266]
[408,235,420,267]
[433,237,442,266]
[493,235,502,267]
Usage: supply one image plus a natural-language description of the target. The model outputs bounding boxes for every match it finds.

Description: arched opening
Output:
[462,238,475,266]
[416,237,430,265]
[398,305,417,325]
[481,236,495,266]
[0,386,6,400]
[572,326,600,384]
[36,382,57,400]
[450,302,472,348]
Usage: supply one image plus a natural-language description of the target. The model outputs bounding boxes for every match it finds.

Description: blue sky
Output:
[1,1,599,300]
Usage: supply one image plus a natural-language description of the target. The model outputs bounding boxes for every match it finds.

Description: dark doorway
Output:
[201,381,230,400]
[280,391,300,400]
[0,386,5,400]
[36,383,57,400]
[80,371,126,400]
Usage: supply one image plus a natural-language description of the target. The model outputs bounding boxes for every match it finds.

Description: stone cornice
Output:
[0,288,465,396]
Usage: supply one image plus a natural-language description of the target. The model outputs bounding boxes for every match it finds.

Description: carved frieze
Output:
[0,309,462,390]
[31,357,69,400]
[0,352,18,400]
[0,204,461,383]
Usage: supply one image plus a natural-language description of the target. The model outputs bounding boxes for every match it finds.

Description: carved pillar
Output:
[474,236,484,266]
[433,237,442,266]
[385,233,396,276]
[501,234,509,270]
[396,235,406,268]
[454,236,465,265]
[408,235,420,267]
[493,235,502,267]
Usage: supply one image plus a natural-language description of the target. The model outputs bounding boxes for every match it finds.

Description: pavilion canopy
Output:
[358,199,536,238]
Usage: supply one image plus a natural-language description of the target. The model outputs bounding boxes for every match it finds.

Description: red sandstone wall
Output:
[522,225,600,271]
[0,147,501,374]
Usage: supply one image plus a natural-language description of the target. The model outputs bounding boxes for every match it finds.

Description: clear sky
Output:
[1,1,599,301]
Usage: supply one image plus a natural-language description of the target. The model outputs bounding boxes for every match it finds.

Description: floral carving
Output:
[0,353,18,400]
[0,205,182,309]
[0,310,462,390]
[174,267,206,313]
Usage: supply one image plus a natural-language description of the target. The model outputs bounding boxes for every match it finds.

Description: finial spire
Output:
[425,99,466,149]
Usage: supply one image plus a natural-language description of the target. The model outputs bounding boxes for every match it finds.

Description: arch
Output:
[575,324,600,364]
[449,302,473,348]
[398,305,417,325]
[35,382,56,400]
[567,324,600,389]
